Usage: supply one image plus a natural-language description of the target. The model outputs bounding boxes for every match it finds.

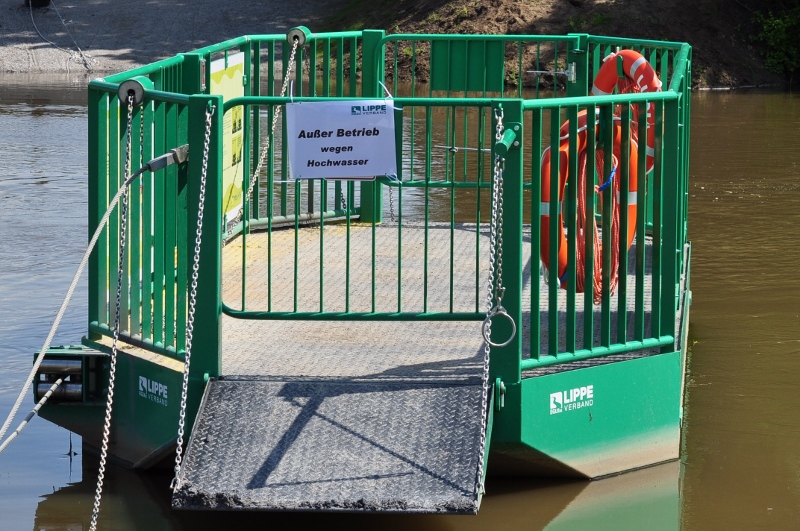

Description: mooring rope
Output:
[0,378,63,454]
[0,169,140,448]
[50,0,93,72]
[27,0,93,72]
[0,136,188,453]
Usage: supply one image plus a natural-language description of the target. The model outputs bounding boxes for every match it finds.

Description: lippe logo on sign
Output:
[550,385,593,415]
[351,104,387,115]
[138,376,168,406]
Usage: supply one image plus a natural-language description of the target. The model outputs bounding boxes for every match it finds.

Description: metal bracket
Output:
[494,378,506,411]
[527,62,577,83]
[493,122,521,156]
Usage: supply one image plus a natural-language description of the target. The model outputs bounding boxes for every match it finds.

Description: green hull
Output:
[491,352,682,478]
[41,344,187,468]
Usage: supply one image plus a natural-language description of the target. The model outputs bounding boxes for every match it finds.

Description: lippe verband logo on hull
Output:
[138,376,168,406]
[550,385,594,415]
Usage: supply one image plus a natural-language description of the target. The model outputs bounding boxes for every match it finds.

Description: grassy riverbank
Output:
[322,0,794,89]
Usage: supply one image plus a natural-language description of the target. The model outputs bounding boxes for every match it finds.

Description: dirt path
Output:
[0,0,348,74]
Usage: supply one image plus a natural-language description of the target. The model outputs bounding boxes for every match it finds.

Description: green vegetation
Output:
[567,15,585,32]
[752,5,800,81]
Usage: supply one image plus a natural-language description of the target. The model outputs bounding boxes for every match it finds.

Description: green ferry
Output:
[29,28,692,513]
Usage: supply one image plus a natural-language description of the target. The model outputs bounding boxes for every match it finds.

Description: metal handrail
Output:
[85,30,691,378]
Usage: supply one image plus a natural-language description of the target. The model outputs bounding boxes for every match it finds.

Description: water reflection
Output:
[33,456,679,530]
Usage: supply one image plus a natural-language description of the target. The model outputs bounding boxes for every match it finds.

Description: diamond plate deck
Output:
[172,378,484,513]
[170,222,660,512]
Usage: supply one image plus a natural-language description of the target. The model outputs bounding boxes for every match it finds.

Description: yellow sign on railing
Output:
[210,52,245,226]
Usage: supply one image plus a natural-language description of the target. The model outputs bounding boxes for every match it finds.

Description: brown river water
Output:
[0,75,798,530]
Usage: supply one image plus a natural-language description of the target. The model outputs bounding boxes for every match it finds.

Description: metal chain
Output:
[222,37,300,247]
[481,108,515,350]
[89,95,135,531]
[475,107,517,500]
[171,104,215,491]
[388,185,395,222]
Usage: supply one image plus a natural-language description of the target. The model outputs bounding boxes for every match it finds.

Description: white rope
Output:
[28,2,71,55]
[0,166,144,447]
[50,0,93,72]
[0,378,64,454]
[27,1,92,72]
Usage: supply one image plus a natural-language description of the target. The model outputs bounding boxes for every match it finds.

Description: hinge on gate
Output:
[494,378,506,411]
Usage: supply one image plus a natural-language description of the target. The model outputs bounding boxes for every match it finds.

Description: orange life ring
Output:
[592,49,661,174]
[539,109,638,289]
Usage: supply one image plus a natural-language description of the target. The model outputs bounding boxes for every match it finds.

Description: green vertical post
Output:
[180,54,206,95]
[241,42,254,223]
[490,99,523,385]
[187,94,223,383]
[490,99,524,446]
[600,104,613,347]
[566,33,589,98]
[682,47,693,251]
[130,107,142,337]
[661,97,680,346]
[87,87,107,339]
[178,54,204,352]
[547,108,560,356]
[153,100,166,347]
[359,29,386,223]
[141,99,154,341]
[565,105,579,353]
[583,104,597,349]
[530,109,543,359]
[617,104,631,343]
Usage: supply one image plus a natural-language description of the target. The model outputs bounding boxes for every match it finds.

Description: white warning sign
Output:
[286,100,397,180]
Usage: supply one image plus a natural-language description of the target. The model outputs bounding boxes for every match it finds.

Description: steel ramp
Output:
[172,377,489,513]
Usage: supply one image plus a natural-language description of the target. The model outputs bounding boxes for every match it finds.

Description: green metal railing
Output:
[87,31,368,361]
[86,29,691,386]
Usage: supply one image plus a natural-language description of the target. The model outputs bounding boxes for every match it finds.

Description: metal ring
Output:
[482,306,516,348]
